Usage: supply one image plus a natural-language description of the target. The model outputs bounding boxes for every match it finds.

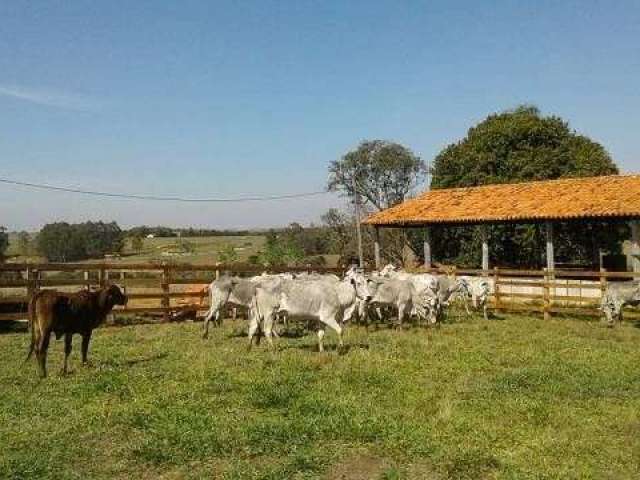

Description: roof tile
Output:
[363,175,640,226]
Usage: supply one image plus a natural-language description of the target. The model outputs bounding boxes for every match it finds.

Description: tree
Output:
[257,230,304,266]
[0,227,8,261]
[328,140,425,266]
[428,105,620,267]
[328,140,426,211]
[16,231,31,256]
[130,235,144,253]
[217,243,239,264]
[37,222,124,262]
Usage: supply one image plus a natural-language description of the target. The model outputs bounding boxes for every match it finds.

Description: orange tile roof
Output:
[363,175,640,226]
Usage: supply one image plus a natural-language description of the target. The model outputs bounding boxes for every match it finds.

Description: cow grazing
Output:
[600,282,640,326]
[27,285,128,378]
[457,276,492,320]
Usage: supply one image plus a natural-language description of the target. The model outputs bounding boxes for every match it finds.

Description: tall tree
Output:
[428,105,620,268]
[328,140,426,211]
[328,140,426,266]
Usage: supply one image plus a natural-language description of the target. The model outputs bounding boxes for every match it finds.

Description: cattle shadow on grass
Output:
[101,352,169,368]
[284,342,369,355]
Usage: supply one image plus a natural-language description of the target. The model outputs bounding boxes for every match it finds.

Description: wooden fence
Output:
[0,262,345,322]
[0,262,638,322]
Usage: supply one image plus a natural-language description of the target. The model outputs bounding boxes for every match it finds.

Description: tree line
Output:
[0,105,623,268]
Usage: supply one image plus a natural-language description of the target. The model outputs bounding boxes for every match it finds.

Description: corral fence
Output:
[0,262,346,323]
[0,262,638,323]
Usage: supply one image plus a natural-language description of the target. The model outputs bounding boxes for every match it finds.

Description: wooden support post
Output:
[493,267,501,313]
[84,271,90,291]
[374,227,381,270]
[545,221,555,305]
[630,220,640,277]
[480,226,489,275]
[423,227,432,270]
[161,264,170,322]
[545,222,555,273]
[98,267,106,288]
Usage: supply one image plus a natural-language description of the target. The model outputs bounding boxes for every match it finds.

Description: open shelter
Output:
[363,175,640,273]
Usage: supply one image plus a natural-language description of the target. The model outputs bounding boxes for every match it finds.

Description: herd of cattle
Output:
[201,264,493,350]
[24,263,639,378]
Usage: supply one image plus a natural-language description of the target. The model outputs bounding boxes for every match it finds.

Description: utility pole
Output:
[352,176,364,269]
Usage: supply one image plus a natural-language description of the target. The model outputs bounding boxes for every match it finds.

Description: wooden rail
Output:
[1,262,638,322]
[0,263,346,322]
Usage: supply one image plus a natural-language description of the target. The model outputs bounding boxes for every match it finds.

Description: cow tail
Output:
[24,293,38,363]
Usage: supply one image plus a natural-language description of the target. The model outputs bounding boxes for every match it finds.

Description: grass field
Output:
[118,235,267,264]
[5,234,267,265]
[1,315,639,479]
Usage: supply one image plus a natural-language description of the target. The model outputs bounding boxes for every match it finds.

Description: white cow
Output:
[601,282,640,326]
[202,276,259,338]
[371,265,443,323]
[250,274,371,351]
[457,276,493,320]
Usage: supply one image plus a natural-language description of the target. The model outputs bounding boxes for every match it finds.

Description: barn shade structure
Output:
[363,175,640,273]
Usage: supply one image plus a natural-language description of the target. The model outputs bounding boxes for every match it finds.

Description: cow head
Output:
[99,284,128,310]
[349,274,372,302]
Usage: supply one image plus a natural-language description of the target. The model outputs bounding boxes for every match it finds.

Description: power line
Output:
[0,176,331,203]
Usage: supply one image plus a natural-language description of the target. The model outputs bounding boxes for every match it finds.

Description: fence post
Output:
[84,271,90,291]
[543,268,551,320]
[25,267,38,300]
[161,264,170,322]
[98,267,106,288]
[599,268,607,306]
[493,267,501,313]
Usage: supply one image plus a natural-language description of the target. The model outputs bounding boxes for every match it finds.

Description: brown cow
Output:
[26,285,128,378]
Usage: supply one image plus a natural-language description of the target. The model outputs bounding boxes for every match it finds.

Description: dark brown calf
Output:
[26,285,127,378]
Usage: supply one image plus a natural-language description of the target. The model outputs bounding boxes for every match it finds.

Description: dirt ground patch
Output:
[324,453,391,480]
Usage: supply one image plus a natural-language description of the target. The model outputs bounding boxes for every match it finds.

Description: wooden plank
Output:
[125,291,207,300]
[0,280,29,287]
[0,296,29,304]
[499,292,544,300]
[496,280,547,287]
[0,312,28,321]
[169,278,215,285]
[549,295,597,302]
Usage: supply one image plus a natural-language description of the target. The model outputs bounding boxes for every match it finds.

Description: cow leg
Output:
[320,315,344,352]
[263,313,275,350]
[483,302,489,321]
[62,333,73,375]
[316,328,325,353]
[202,306,218,338]
[81,332,92,365]
[396,303,407,329]
[247,316,260,350]
[36,330,51,378]
[232,306,237,321]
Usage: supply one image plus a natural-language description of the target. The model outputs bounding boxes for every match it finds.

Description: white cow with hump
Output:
[250,271,372,351]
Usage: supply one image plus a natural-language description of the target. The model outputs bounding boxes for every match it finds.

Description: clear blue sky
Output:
[1,0,639,230]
